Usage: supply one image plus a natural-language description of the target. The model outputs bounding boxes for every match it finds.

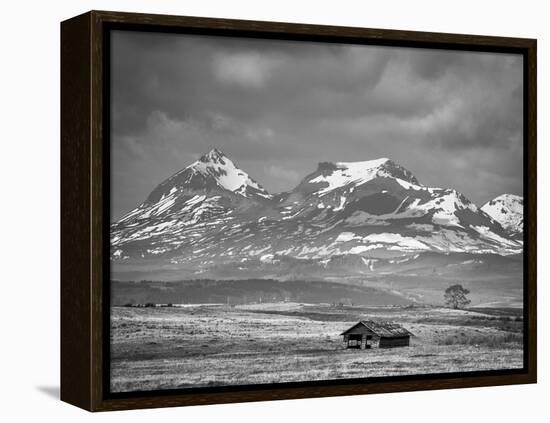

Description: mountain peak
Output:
[307,157,420,196]
[483,193,523,210]
[481,194,523,235]
[317,157,390,171]
[200,148,226,164]
[142,149,271,205]
[490,193,523,204]
[337,157,391,167]
[185,148,272,199]
[186,149,271,199]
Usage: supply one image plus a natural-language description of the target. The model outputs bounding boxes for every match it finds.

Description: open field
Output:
[110,302,523,392]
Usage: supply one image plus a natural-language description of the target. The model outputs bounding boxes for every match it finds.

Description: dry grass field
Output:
[110,302,523,392]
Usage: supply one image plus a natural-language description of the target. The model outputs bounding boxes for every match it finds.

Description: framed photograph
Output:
[61,10,536,411]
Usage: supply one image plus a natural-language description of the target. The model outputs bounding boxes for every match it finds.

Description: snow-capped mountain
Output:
[111,149,275,257]
[110,151,523,279]
[271,158,519,252]
[113,148,271,226]
[276,158,479,226]
[481,194,524,237]
[144,148,271,204]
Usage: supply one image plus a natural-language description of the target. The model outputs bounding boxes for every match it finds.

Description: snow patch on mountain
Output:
[471,225,520,247]
[335,232,357,243]
[308,158,419,196]
[334,231,430,251]
[363,233,430,251]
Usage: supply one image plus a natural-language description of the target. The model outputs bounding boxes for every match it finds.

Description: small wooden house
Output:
[341,320,413,349]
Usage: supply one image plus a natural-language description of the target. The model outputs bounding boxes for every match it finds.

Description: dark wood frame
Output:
[61,10,537,412]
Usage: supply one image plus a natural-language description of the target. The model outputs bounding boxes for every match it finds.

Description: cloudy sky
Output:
[110,30,523,221]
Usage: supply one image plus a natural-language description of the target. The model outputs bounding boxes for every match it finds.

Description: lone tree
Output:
[444,284,471,309]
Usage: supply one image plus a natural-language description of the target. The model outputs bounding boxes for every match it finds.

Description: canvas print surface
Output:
[109,30,525,393]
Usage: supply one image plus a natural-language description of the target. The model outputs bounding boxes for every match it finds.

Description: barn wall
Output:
[344,333,380,349]
[344,326,376,336]
[379,336,410,348]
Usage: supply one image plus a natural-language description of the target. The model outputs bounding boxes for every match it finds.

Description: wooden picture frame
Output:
[61,10,537,412]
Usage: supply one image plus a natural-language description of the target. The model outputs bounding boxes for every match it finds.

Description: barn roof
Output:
[340,320,413,338]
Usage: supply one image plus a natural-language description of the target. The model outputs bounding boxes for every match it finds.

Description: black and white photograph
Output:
[108,30,525,393]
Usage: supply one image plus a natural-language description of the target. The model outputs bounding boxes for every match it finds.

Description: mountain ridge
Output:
[111,149,523,279]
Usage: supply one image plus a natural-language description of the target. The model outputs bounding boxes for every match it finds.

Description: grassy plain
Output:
[110,302,523,392]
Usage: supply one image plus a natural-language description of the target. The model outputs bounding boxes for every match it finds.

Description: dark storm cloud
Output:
[110,30,523,220]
